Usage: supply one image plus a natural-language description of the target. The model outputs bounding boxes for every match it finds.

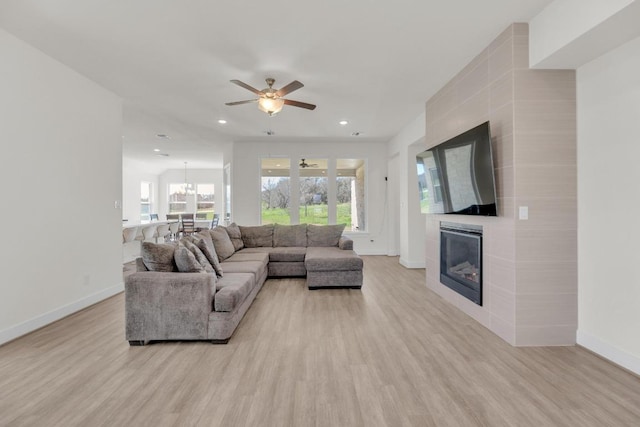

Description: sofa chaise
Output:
[125,223,363,345]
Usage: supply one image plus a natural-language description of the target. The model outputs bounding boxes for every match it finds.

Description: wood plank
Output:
[0,256,638,426]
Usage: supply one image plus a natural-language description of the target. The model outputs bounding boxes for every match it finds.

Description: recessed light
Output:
[153,148,161,152]
[155,153,169,157]
[268,170,272,173]
[276,164,281,167]
[351,131,361,136]
[156,134,170,139]
[339,120,348,125]
[218,119,227,124]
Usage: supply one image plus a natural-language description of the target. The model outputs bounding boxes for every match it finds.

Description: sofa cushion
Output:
[306,224,346,247]
[183,240,214,274]
[225,223,245,251]
[174,245,206,273]
[239,224,274,248]
[195,233,224,277]
[273,224,307,247]
[237,247,272,254]
[141,241,177,272]
[214,273,255,312]
[268,247,307,262]
[209,227,235,261]
[224,251,270,267]
[219,260,266,282]
[338,236,354,250]
[304,247,363,271]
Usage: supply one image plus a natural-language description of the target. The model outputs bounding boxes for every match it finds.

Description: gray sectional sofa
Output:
[125,223,362,345]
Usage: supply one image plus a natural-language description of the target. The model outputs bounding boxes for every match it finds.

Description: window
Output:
[337,159,366,231]
[261,158,290,224]
[299,158,328,225]
[140,182,152,221]
[224,164,231,224]
[258,157,367,230]
[168,183,187,213]
[196,184,215,219]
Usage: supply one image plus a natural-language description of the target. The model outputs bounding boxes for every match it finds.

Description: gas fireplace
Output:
[440,222,483,305]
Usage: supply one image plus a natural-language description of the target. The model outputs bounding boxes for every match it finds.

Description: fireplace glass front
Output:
[440,222,482,305]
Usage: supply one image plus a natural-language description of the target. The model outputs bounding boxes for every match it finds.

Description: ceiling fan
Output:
[299,159,318,168]
[225,78,316,116]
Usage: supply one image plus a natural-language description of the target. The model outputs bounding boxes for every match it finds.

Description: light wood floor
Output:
[1,256,639,426]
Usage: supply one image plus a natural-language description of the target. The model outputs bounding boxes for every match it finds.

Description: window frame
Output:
[140,181,152,222]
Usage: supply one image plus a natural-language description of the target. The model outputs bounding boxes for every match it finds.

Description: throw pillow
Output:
[174,245,205,273]
[183,240,214,274]
[196,236,224,277]
[307,224,346,247]
[141,241,177,272]
[273,224,307,247]
[239,224,274,247]
[209,227,236,261]
[225,222,244,251]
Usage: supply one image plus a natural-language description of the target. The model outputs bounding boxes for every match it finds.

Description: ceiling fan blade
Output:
[230,80,263,96]
[225,99,258,106]
[283,99,316,110]
[276,80,304,97]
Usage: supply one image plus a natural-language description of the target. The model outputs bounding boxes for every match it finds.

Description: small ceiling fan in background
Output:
[225,78,316,116]
[299,159,318,168]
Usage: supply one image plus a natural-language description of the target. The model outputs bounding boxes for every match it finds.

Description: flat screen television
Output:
[416,121,497,216]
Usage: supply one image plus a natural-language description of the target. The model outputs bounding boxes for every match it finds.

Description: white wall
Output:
[529,0,640,68]
[387,113,427,268]
[0,28,123,344]
[576,35,640,375]
[122,157,160,223]
[122,161,223,223]
[528,0,640,376]
[158,168,223,220]
[232,140,388,255]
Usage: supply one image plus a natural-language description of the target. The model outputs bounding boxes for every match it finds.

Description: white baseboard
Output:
[399,257,426,269]
[354,250,387,256]
[0,282,124,346]
[577,329,640,376]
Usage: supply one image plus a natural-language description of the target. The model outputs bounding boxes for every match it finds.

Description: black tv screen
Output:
[416,121,497,216]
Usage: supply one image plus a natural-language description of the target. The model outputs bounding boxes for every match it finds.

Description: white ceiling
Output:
[0,0,554,172]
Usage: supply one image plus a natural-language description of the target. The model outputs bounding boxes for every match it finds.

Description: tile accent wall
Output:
[424,23,577,346]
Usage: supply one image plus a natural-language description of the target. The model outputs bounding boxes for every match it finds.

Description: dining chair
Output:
[156,224,171,243]
[181,213,195,236]
[211,214,220,228]
[142,225,158,242]
[168,221,180,241]
[149,213,159,221]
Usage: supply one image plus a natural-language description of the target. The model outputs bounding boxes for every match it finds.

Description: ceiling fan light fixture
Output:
[258,97,285,116]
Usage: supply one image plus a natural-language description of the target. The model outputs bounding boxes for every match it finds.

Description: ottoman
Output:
[304,247,363,289]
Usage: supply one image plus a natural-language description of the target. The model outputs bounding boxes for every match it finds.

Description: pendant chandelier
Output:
[183,161,195,195]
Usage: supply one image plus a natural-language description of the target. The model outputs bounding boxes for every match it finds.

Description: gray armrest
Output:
[125,271,216,341]
[338,236,354,250]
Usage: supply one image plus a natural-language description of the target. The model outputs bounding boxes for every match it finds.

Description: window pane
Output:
[337,159,365,231]
[300,159,328,225]
[196,184,215,218]
[140,182,152,221]
[261,158,290,224]
[168,183,186,213]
